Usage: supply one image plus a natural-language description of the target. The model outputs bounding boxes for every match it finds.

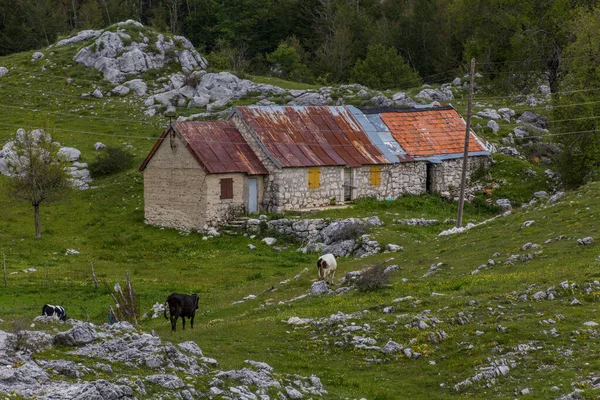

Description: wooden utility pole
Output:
[457,58,476,228]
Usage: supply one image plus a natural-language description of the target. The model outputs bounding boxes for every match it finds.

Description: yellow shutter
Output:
[308,167,321,188]
[370,166,381,186]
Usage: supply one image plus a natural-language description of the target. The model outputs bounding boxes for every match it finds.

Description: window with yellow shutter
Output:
[308,167,321,188]
[369,166,381,186]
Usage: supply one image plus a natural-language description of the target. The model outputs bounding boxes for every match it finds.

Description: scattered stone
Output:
[496,198,512,210]
[396,218,439,226]
[92,89,103,98]
[487,120,500,133]
[311,281,332,295]
[385,244,403,253]
[577,237,594,245]
[498,146,520,157]
[381,340,403,354]
[570,299,582,306]
[0,67,8,77]
[31,52,45,62]
[547,191,565,204]
[521,220,535,229]
[383,265,398,274]
[262,237,276,246]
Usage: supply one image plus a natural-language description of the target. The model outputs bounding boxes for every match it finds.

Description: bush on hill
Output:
[89,147,134,178]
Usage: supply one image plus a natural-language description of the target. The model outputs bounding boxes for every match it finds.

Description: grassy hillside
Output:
[0,39,598,399]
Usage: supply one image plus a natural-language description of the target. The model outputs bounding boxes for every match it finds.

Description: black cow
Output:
[41,304,67,321]
[164,293,199,332]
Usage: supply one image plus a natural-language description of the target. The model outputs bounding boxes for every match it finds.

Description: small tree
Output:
[267,42,301,76]
[4,129,70,238]
[350,44,421,90]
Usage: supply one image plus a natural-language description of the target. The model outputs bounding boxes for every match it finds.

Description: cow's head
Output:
[191,294,199,309]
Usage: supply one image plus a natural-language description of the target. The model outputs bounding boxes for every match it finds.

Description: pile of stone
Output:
[0,319,327,399]
[254,216,400,258]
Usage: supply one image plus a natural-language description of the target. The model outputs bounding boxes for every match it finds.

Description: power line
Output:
[0,103,159,125]
[0,122,160,140]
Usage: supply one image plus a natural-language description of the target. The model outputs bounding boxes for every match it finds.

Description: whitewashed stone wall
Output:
[430,156,490,193]
[233,115,344,212]
[353,163,427,200]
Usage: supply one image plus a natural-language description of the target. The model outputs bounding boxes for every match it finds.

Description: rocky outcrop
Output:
[73,20,207,83]
[0,321,328,399]
[0,129,92,190]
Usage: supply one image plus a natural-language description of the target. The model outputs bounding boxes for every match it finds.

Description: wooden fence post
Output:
[3,253,6,288]
[90,262,99,289]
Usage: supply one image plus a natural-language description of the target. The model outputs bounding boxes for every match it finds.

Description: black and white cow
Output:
[164,293,199,332]
[41,304,67,321]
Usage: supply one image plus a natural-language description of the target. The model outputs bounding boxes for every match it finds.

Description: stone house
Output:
[140,105,490,229]
[229,106,394,212]
[368,105,490,193]
[139,120,268,230]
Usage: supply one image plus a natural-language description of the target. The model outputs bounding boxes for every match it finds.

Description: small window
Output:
[220,178,233,199]
[308,168,321,189]
[369,166,381,186]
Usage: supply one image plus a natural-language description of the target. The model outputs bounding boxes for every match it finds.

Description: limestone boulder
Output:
[54,323,98,346]
[58,147,81,162]
[123,79,147,96]
[55,29,103,47]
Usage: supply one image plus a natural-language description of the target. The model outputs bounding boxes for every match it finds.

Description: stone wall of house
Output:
[233,115,344,212]
[277,166,344,211]
[143,131,208,230]
[203,172,252,227]
[353,162,427,200]
[431,156,490,193]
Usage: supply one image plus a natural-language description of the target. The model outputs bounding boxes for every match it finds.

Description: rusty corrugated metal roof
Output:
[235,106,389,167]
[139,121,268,175]
[379,107,488,158]
[174,120,268,175]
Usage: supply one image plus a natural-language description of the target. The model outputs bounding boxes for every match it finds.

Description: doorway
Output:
[343,168,353,202]
[248,178,258,214]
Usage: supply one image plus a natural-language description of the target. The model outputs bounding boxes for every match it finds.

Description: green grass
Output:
[0,43,598,399]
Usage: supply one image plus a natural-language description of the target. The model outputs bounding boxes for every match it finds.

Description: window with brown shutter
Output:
[220,178,233,199]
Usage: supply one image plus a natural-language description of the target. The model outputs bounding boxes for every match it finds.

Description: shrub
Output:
[356,265,389,292]
[350,44,421,90]
[89,147,134,178]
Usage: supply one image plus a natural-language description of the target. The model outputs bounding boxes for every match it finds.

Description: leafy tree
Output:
[350,44,421,90]
[552,6,600,188]
[3,129,71,238]
[267,43,300,75]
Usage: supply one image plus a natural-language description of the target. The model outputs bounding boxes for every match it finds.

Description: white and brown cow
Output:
[317,253,338,285]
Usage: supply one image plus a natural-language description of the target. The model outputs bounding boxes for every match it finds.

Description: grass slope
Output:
[0,39,597,399]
